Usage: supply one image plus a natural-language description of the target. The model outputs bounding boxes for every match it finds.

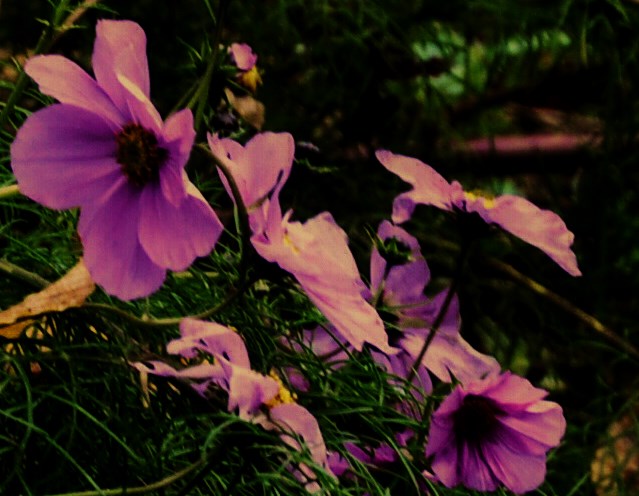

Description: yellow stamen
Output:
[264,369,297,408]
[464,190,496,209]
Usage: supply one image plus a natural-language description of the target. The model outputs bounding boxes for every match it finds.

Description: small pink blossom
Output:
[229,43,258,71]
[209,133,395,354]
[11,20,223,299]
[376,150,581,276]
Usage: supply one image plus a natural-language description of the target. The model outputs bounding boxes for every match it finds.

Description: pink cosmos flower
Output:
[376,150,581,276]
[209,132,395,354]
[10,20,223,300]
[132,318,333,491]
[426,371,566,494]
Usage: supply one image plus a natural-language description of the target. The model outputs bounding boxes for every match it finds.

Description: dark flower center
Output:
[116,124,168,187]
[453,394,503,445]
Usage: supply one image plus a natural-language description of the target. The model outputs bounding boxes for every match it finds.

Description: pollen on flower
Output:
[463,190,496,209]
[116,123,168,187]
[264,369,297,408]
[238,66,262,92]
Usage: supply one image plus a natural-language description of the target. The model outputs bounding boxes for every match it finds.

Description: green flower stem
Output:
[188,0,231,131]
[0,259,50,288]
[0,0,99,130]
[487,257,639,361]
[47,459,205,496]
[406,240,471,385]
[196,142,253,281]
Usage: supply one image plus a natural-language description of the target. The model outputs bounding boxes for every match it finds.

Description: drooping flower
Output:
[425,371,566,494]
[11,20,223,300]
[376,150,581,276]
[132,318,333,491]
[369,220,499,387]
[209,133,395,354]
[229,42,262,92]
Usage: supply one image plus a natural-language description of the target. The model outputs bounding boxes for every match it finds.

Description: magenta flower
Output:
[10,20,223,300]
[426,371,566,494]
[132,318,333,491]
[376,150,581,276]
[209,133,395,354]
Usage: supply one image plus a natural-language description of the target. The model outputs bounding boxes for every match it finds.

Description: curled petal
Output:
[376,150,453,223]
[93,20,150,114]
[485,195,581,276]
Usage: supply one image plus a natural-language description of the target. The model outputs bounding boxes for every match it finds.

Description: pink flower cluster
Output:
[10,19,575,495]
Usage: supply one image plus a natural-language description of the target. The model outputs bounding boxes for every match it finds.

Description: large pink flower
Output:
[209,133,395,354]
[376,150,581,276]
[426,371,566,493]
[11,20,223,299]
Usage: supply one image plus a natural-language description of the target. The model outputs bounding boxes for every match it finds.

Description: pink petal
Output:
[138,183,222,271]
[131,360,221,380]
[157,108,195,206]
[225,363,279,419]
[92,20,150,115]
[485,195,581,276]
[11,104,121,209]
[172,318,251,369]
[375,150,453,223]
[268,403,329,468]
[428,442,460,488]
[482,441,547,494]
[78,180,166,300]
[497,401,566,451]
[460,444,500,491]
[257,212,395,354]
[229,43,258,71]
[25,55,123,127]
[481,372,548,408]
[117,73,163,133]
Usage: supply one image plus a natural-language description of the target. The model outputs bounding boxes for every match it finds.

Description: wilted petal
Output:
[171,318,250,368]
[485,195,581,276]
[224,362,279,419]
[78,180,166,300]
[25,55,123,127]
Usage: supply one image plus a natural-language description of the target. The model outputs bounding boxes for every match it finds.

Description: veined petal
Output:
[157,109,195,206]
[375,150,453,223]
[93,20,150,114]
[481,442,547,494]
[25,55,123,127]
[78,180,166,300]
[117,73,163,133]
[138,182,223,271]
[11,104,121,209]
[486,195,581,276]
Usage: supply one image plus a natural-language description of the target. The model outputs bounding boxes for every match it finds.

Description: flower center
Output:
[116,124,167,187]
[453,394,503,445]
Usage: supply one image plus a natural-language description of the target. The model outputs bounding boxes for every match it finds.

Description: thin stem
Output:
[47,459,205,496]
[487,258,639,360]
[0,259,50,288]
[196,142,252,280]
[406,241,471,384]
[189,0,231,131]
